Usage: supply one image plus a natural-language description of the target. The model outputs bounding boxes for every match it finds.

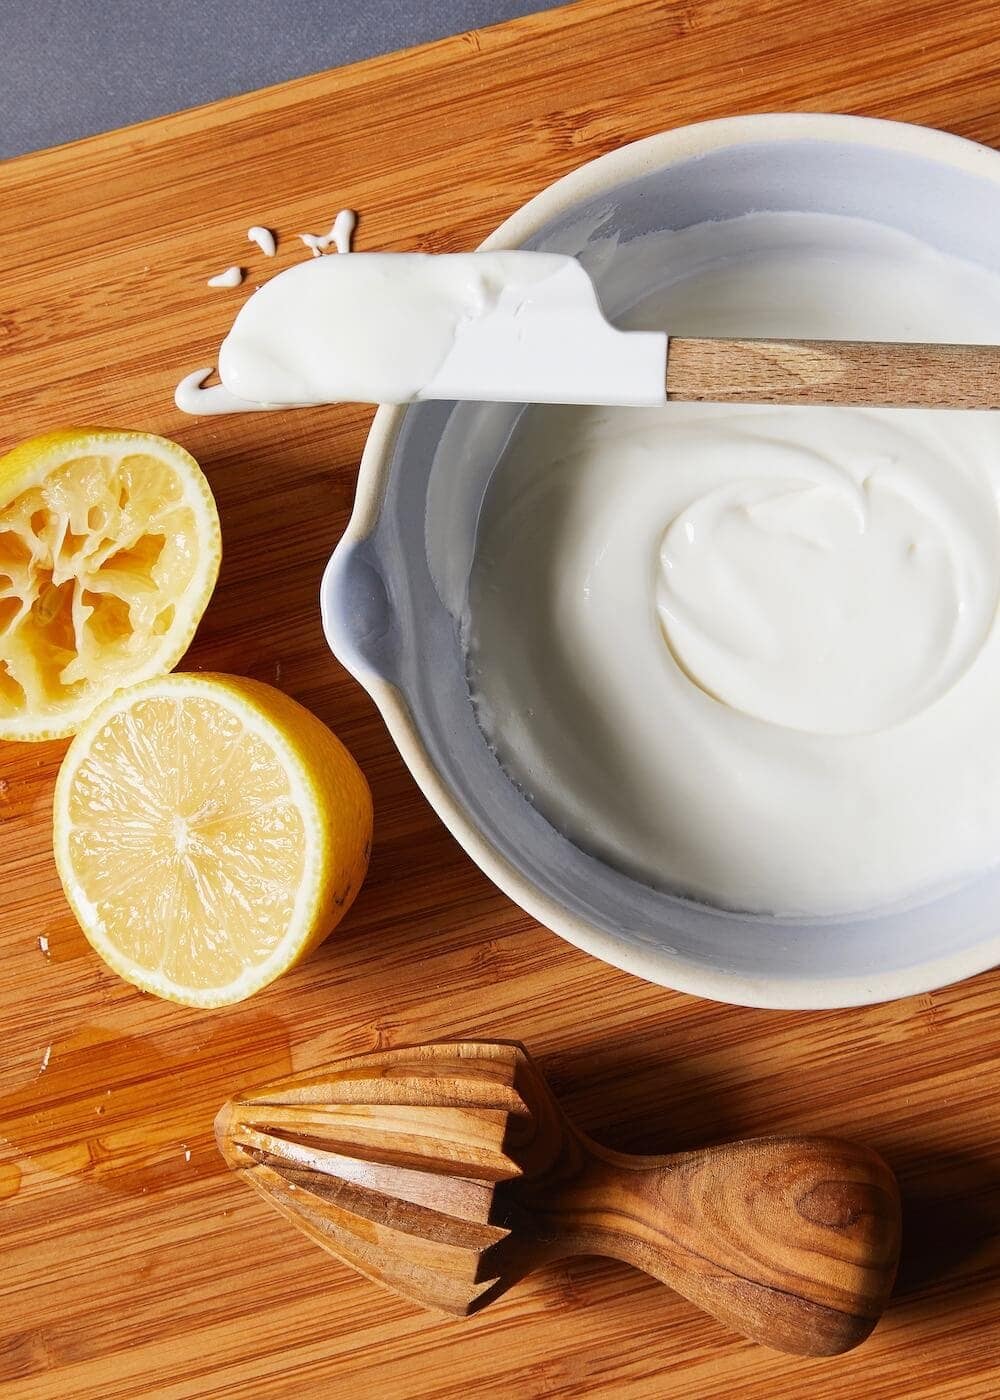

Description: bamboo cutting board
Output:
[2,1,1000,1395]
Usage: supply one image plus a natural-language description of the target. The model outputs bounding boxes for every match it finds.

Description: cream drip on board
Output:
[247,225,276,256]
[298,208,356,256]
[207,265,243,288]
[459,212,1000,917]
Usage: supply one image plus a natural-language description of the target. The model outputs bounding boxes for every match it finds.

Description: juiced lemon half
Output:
[0,428,221,740]
[53,673,372,1006]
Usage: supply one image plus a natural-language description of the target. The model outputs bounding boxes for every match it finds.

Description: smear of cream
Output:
[298,209,356,257]
[174,368,280,415]
[207,266,243,288]
[248,226,276,256]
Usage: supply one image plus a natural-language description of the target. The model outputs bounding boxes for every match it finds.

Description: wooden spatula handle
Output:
[666,336,1000,408]
[527,1134,900,1357]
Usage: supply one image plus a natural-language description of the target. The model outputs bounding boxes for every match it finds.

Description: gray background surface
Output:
[0,0,558,160]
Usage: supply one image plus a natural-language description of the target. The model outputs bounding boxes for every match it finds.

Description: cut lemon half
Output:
[0,428,221,740]
[53,673,373,1006]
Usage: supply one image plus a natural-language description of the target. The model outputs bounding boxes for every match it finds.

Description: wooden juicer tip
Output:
[214,1040,901,1356]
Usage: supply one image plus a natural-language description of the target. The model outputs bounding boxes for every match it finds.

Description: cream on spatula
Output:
[175,251,1000,415]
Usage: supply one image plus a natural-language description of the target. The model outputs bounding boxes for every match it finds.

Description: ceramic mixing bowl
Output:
[321,113,1000,1009]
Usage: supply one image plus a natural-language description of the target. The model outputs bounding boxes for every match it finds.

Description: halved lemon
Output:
[53,673,373,1006]
[0,428,221,740]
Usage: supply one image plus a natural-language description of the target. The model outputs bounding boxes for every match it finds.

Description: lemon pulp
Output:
[0,428,221,739]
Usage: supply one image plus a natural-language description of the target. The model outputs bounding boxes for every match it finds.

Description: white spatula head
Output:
[181,251,667,414]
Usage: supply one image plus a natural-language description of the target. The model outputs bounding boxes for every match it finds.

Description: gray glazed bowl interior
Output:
[323,115,1000,1008]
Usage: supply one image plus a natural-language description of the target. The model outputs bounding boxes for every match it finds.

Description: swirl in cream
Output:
[654,415,998,735]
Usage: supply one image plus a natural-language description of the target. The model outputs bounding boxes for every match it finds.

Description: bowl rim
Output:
[327,112,1000,1009]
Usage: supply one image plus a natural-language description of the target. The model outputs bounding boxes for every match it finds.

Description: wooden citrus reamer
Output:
[215,1040,901,1355]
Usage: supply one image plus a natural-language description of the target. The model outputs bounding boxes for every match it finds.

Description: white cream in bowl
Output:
[465,211,1000,916]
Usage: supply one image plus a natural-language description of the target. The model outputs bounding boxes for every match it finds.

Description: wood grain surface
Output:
[1,0,999,1395]
[666,337,1000,407]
